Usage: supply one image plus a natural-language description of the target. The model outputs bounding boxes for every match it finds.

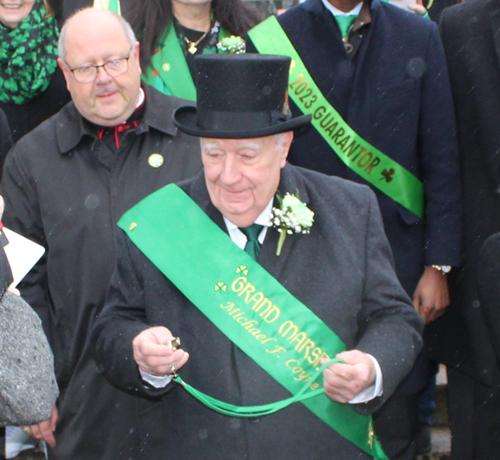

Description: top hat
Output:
[173,54,311,139]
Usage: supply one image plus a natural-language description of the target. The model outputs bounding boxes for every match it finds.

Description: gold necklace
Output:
[184,31,209,54]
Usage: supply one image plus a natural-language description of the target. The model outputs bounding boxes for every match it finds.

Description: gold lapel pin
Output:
[148,153,164,168]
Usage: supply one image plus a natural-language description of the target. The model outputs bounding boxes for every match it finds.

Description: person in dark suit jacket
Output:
[255,0,461,302]
[247,0,462,456]
[91,54,424,460]
[424,0,500,458]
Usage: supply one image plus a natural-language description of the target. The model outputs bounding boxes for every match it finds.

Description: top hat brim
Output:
[173,105,312,139]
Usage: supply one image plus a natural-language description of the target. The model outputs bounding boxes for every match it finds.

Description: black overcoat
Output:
[92,164,424,460]
[426,0,500,385]
[478,232,500,364]
[0,84,202,459]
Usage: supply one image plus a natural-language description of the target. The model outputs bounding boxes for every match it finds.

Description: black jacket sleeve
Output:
[91,229,169,398]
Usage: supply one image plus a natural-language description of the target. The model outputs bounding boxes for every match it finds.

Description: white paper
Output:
[2,227,45,288]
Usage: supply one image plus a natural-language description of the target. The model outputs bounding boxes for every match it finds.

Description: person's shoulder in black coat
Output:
[440,0,488,24]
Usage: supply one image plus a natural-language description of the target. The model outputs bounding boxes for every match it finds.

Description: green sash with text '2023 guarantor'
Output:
[118,183,388,460]
[248,16,424,219]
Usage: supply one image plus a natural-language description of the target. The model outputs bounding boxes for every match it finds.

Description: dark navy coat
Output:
[270,0,462,296]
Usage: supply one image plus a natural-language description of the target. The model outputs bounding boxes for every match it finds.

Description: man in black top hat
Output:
[91,54,423,460]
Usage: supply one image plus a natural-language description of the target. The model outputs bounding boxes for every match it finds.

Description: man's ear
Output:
[57,58,71,92]
[133,41,141,73]
[279,131,294,168]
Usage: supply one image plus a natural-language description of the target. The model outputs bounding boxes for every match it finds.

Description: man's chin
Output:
[90,108,133,127]
[220,199,251,215]
[219,205,261,227]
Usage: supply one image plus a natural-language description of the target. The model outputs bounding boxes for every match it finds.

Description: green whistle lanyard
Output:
[172,358,344,417]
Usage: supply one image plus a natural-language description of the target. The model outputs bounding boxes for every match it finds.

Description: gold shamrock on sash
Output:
[236,265,249,276]
[214,281,227,292]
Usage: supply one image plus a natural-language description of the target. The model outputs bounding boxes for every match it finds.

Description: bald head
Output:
[58,8,136,61]
[57,8,142,127]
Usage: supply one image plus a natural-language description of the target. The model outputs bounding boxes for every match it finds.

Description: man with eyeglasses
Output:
[0,7,201,460]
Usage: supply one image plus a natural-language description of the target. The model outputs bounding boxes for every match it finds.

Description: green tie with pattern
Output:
[335,15,358,39]
[239,224,264,260]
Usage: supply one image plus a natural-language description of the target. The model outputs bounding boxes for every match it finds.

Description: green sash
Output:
[248,17,424,218]
[93,0,121,14]
[143,23,230,101]
[118,183,388,460]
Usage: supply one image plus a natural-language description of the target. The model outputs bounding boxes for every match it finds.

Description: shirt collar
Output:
[223,199,274,232]
[321,0,372,31]
[223,199,273,250]
[321,0,363,16]
[57,83,178,154]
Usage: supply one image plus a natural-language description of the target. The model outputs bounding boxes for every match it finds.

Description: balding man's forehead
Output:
[65,10,124,39]
[59,7,135,60]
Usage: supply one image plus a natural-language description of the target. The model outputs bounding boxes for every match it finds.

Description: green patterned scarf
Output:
[0,1,59,105]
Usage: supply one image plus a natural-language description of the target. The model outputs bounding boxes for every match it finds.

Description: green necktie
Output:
[335,15,358,39]
[239,224,264,260]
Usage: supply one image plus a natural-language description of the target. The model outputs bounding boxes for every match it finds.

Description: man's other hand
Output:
[322,350,376,403]
[413,266,450,324]
[23,405,58,447]
[132,326,189,376]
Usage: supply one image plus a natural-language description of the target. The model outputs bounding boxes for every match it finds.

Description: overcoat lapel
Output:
[304,0,342,38]
[348,0,382,126]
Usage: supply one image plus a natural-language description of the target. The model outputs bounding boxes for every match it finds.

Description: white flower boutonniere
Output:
[270,192,314,256]
[217,35,246,54]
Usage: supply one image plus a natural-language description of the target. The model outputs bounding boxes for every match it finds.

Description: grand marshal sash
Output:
[93,0,120,14]
[248,16,424,218]
[118,183,388,460]
[143,23,230,101]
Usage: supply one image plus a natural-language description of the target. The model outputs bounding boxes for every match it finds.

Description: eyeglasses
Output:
[66,48,133,83]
